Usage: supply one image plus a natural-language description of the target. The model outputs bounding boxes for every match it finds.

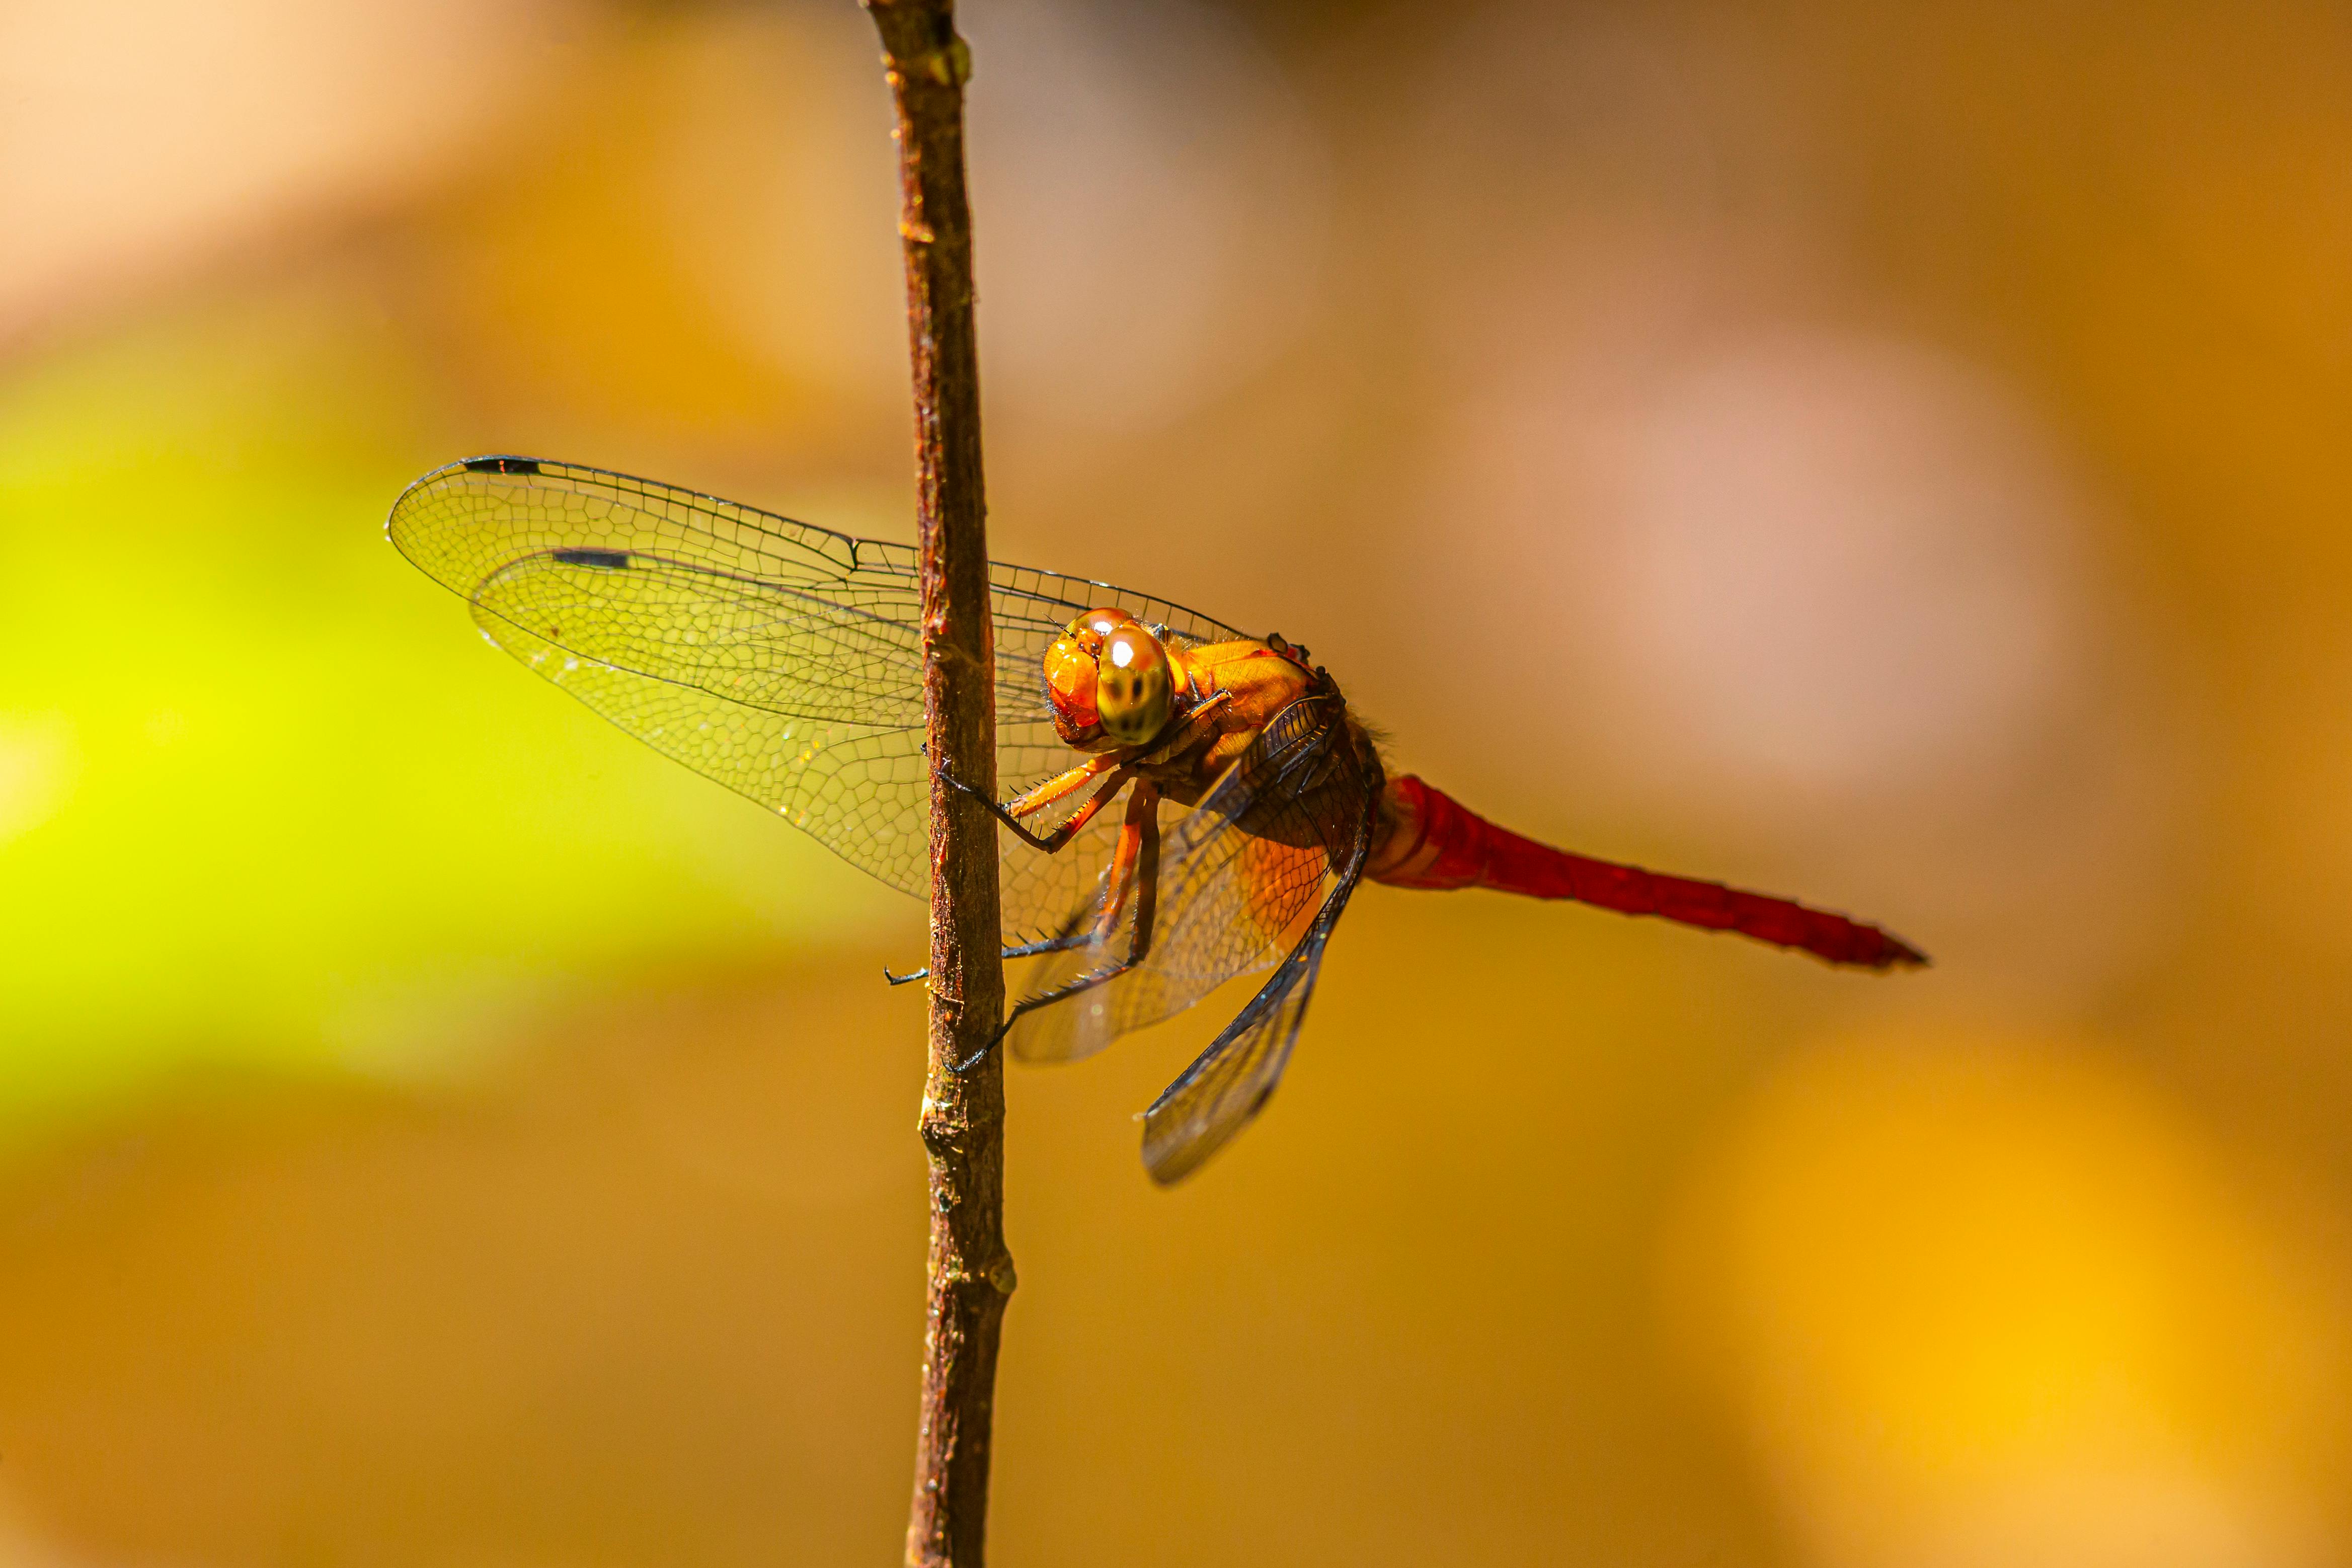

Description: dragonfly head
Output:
[1045,607,1174,749]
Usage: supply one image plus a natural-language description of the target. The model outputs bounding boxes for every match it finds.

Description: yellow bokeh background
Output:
[2,2,2348,1564]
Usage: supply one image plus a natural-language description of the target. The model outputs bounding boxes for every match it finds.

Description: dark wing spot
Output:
[462,456,542,476]
[552,548,631,569]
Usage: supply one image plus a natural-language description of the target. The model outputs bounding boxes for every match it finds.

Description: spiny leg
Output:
[933,689,1230,851]
[1129,785,1162,954]
[1132,689,1231,766]
[956,783,1163,1071]
[892,757,1156,984]
[1004,752,1124,818]
[938,760,1134,852]
[890,770,1133,982]
[884,924,1102,987]
[887,778,1147,987]
[910,692,1232,992]
[1089,788,1148,943]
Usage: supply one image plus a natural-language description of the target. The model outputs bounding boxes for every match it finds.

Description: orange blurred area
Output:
[3,0,2350,1563]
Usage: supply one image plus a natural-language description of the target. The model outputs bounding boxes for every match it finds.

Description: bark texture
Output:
[859,4,1012,1565]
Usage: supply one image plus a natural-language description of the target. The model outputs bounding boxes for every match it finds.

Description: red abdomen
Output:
[1365,775,1925,971]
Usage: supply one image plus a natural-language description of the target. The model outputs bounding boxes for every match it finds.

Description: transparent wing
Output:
[1004,694,1363,1065]
[386,456,1245,936]
[1002,697,1380,1182]
[1140,727,1379,1184]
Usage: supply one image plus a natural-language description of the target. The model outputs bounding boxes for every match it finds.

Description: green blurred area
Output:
[0,288,901,1118]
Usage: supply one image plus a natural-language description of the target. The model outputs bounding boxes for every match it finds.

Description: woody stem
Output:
[858,4,1013,1566]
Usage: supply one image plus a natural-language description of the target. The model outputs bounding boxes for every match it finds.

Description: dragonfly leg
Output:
[1129,783,1163,950]
[934,688,1223,855]
[1086,781,1162,952]
[1087,787,1148,943]
[938,759,1134,853]
[933,686,1224,847]
[883,926,1104,987]
[1004,753,1124,819]
[957,785,1163,1071]
[1136,689,1232,765]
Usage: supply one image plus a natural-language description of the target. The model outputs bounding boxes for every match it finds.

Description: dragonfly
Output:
[389,456,1924,1184]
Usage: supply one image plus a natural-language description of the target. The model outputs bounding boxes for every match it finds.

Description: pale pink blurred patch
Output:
[965,0,1331,440]
[647,0,1331,441]
[0,0,595,346]
[1390,2,2182,999]
[1521,326,2086,806]
[1404,6,2087,817]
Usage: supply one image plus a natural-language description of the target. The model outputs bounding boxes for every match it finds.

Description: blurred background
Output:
[1,0,2348,1562]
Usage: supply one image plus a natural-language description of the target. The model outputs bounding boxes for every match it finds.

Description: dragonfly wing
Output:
[1139,771,1377,1185]
[1006,694,1374,1087]
[387,457,1243,927]
[469,612,936,888]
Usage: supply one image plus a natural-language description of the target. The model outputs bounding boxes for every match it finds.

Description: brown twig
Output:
[859,3,1012,1566]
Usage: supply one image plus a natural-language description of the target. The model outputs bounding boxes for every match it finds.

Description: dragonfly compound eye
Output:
[1070,607,1129,651]
[1094,624,1172,745]
[1045,607,1149,747]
